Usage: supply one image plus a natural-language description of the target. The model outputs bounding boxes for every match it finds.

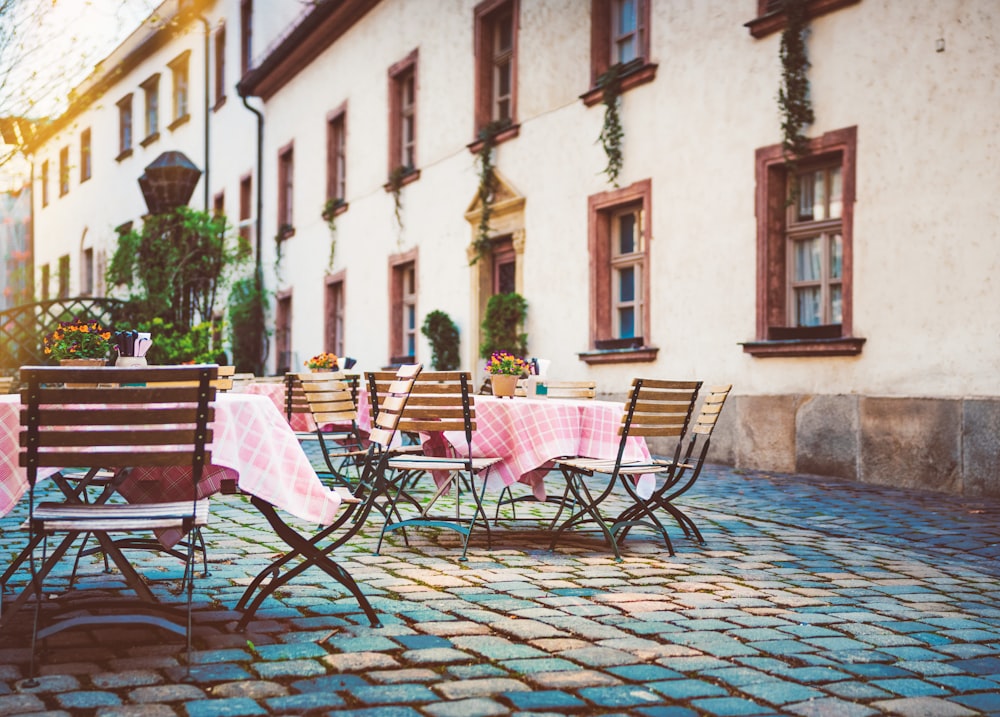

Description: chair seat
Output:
[555,457,693,476]
[388,455,501,472]
[33,499,209,532]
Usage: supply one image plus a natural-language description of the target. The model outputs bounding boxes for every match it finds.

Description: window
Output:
[582,178,656,364]
[80,129,91,182]
[57,255,70,298]
[40,264,50,301]
[582,0,655,106]
[58,146,69,196]
[117,94,133,159]
[745,0,862,38]
[277,143,294,232]
[325,272,345,358]
[275,291,292,373]
[40,160,49,207]
[168,51,190,128]
[474,0,518,134]
[140,73,159,144]
[389,250,418,363]
[388,50,418,174]
[493,241,516,295]
[239,173,252,249]
[81,247,94,296]
[744,125,863,357]
[214,22,226,108]
[240,0,253,75]
[213,190,224,216]
[327,107,347,203]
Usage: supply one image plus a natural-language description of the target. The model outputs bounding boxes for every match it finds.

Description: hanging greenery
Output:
[597,63,625,187]
[479,291,527,360]
[387,165,409,232]
[321,198,343,270]
[778,0,815,197]
[273,223,292,282]
[470,119,509,265]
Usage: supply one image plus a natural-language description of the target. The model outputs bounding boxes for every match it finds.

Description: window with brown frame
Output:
[213,191,224,217]
[239,174,252,249]
[81,247,94,296]
[325,272,346,358]
[240,0,253,75]
[388,250,418,364]
[117,94,133,160]
[168,51,190,128]
[140,73,160,145]
[743,126,864,357]
[473,0,518,136]
[388,50,418,175]
[277,143,294,233]
[582,0,656,107]
[40,160,49,207]
[581,179,656,364]
[275,292,292,373]
[40,263,50,301]
[58,146,69,197]
[80,129,91,182]
[327,107,347,204]
[214,22,226,108]
[57,254,70,298]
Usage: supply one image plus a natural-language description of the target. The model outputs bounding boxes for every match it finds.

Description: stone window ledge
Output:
[741,336,866,357]
[578,346,659,365]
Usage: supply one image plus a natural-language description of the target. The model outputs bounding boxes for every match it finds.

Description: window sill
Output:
[383,168,420,192]
[578,345,659,365]
[168,113,191,131]
[276,226,295,241]
[741,336,866,357]
[140,132,160,148]
[745,0,861,38]
[466,123,520,154]
[580,61,658,108]
[115,148,133,163]
[212,96,227,112]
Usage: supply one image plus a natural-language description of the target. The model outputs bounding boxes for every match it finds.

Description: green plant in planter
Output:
[470,119,511,265]
[597,63,626,187]
[421,309,461,370]
[479,291,527,360]
[778,0,814,200]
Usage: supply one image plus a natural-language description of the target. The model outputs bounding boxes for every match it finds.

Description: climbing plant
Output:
[778,0,814,199]
[470,119,510,265]
[321,198,343,270]
[479,291,527,360]
[421,309,461,370]
[597,63,625,187]
[387,165,409,232]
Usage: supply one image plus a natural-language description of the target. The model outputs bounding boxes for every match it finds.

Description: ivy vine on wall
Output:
[321,198,343,270]
[597,63,625,187]
[778,0,815,198]
[387,165,409,232]
[470,119,509,265]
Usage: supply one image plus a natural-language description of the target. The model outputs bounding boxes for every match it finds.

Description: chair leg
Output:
[549,469,623,562]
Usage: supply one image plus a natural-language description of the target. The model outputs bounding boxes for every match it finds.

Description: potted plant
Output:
[485,351,528,398]
[305,352,339,372]
[43,317,112,365]
[421,310,460,370]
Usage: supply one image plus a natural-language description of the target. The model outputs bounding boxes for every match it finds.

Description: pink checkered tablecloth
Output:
[0,393,342,546]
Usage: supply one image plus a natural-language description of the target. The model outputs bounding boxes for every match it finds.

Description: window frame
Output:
[387,49,419,178]
[581,0,656,107]
[81,247,94,296]
[473,0,519,137]
[239,173,253,248]
[274,290,292,373]
[325,270,346,358]
[168,50,191,129]
[140,73,160,145]
[58,146,69,197]
[80,129,91,183]
[388,249,418,365]
[326,104,348,205]
[277,141,294,234]
[745,0,861,38]
[214,22,227,109]
[743,125,864,357]
[57,255,70,298]
[117,94,133,160]
[240,0,253,76]
[40,160,49,207]
[581,178,657,364]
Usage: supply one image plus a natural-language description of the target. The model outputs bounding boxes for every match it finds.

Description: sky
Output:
[1,0,161,120]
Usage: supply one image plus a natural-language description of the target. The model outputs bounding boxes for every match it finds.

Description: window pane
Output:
[797,171,816,221]
[794,237,821,282]
[618,266,635,302]
[618,307,635,338]
[829,284,843,324]
[795,287,821,326]
[828,166,843,219]
[617,212,635,255]
[497,12,512,52]
[829,233,843,279]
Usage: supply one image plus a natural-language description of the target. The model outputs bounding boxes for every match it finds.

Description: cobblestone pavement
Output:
[1,464,999,716]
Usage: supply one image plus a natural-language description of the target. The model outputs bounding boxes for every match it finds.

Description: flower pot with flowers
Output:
[485,351,528,398]
[43,318,112,365]
[305,352,339,372]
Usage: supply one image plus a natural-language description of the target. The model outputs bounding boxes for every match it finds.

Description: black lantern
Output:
[138,151,202,214]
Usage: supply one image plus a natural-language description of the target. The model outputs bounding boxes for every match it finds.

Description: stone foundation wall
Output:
[643,394,1000,499]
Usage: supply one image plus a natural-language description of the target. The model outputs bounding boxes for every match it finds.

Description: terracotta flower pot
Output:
[60,357,106,388]
[490,373,519,398]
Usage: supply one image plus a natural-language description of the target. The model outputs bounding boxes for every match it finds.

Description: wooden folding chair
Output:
[550,379,702,560]
[289,372,367,487]
[7,364,217,683]
[376,371,502,561]
[234,364,422,630]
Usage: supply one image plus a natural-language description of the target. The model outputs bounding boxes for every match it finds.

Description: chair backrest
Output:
[397,371,476,446]
[230,372,256,391]
[293,372,358,428]
[18,365,218,490]
[617,378,702,468]
[666,384,733,499]
[0,376,14,394]
[146,364,236,392]
[689,385,732,439]
[545,380,596,399]
[365,370,397,420]
[367,364,422,449]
